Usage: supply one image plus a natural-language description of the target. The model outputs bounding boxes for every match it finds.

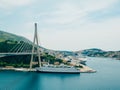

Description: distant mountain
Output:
[78,48,120,60]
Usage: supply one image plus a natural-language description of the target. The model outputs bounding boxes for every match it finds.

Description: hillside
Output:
[0,30,31,43]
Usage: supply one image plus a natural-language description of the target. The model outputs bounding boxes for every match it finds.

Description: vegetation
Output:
[0,30,30,42]
[75,65,83,68]
[41,53,63,64]
[0,39,32,68]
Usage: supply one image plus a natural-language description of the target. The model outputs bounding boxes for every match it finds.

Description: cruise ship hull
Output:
[36,67,80,74]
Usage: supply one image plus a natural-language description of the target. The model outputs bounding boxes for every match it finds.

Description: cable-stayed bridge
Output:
[0,53,37,58]
[0,23,41,70]
[0,39,37,57]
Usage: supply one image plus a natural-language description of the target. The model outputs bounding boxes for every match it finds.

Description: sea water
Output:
[0,57,120,90]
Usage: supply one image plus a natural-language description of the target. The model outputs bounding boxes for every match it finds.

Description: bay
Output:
[0,57,120,90]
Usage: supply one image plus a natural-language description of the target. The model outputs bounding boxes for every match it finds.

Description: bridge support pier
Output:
[30,23,41,70]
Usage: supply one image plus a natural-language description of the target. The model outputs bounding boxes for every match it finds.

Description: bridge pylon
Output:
[30,23,41,70]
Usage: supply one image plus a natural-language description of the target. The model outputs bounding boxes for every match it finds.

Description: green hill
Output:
[0,30,32,53]
[0,30,31,43]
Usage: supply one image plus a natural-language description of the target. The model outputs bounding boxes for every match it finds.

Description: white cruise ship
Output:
[36,64,80,74]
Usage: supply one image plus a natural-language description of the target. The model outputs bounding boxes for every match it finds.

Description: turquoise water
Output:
[0,57,120,90]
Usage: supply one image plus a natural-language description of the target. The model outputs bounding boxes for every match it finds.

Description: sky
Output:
[0,0,120,51]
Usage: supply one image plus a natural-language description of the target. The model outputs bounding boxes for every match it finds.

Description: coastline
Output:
[0,67,36,72]
[0,65,96,73]
[79,64,96,73]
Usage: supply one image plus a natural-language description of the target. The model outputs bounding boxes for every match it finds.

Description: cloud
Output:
[17,0,119,51]
[0,0,34,9]
[42,0,118,25]
[0,0,120,51]
[80,0,118,12]
[38,16,120,51]
[42,2,87,25]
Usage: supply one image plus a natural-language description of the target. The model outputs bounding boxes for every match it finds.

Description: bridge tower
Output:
[30,23,41,70]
